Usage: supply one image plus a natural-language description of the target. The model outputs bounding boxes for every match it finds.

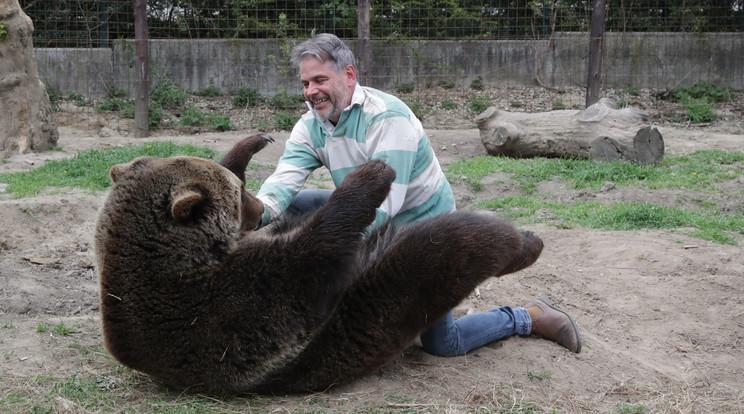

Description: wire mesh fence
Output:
[21,0,744,45]
[18,0,744,133]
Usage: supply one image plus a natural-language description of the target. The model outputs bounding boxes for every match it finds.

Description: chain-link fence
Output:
[20,0,744,133]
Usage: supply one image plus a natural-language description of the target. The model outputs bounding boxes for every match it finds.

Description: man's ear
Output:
[345,64,357,85]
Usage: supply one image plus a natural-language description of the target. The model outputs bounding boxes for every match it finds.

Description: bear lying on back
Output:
[95,134,544,394]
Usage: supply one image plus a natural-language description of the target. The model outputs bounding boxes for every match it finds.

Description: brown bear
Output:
[95,134,544,394]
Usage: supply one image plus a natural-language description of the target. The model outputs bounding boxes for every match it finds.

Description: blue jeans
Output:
[288,189,532,356]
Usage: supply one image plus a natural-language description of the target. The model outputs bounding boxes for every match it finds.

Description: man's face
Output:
[299,57,356,124]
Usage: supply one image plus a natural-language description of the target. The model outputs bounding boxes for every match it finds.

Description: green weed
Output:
[232,87,261,108]
[441,100,457,110]
[179,106,233,131]
[470,76,484,91]
[269,89,305,110]
[467,96,491,114]
[196,83,222,97]
[151,78,187,109]
[438,79,455,89]
[395,82,415,94]
[552,100,567,110]
[273,111,299,131]
[615,402,647,414]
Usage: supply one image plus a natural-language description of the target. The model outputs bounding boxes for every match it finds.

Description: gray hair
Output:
[290,33,357,72]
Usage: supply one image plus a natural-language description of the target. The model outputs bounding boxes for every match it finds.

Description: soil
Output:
[1,100,743,412]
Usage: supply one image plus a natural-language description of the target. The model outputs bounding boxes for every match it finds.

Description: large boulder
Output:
[0,0,58,157]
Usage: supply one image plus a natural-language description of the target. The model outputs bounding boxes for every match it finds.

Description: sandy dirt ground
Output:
[1,122,743,413]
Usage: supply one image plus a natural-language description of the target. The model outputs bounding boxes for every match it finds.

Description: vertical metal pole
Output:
[99,0,109,48]
[357,0,372,85]
[134,0,149,137]
[586,0,606,107]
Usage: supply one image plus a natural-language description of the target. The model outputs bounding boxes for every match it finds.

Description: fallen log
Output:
[475,98,664,164]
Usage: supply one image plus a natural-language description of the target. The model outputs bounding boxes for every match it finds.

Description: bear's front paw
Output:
[338,160,396,201]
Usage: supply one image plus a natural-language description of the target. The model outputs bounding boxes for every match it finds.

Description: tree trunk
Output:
[0,0,58,157]
[475,98,664,164]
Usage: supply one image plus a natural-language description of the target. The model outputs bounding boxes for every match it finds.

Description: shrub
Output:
[470,76,484,91]
[685,98,717,123]
[673,81,730,103]
[151,78,187,109]
[269,89,305,110]
[232,87,261,108]
[395,82,415,94]
[552,100,567,110]
[197,83,222,97]
[441,100,457,110]
[47,87,62,111]
[467,96,491,114]
[438,80,455,89]
[273,111,299,131]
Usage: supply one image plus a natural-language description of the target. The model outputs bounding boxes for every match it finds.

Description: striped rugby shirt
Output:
[257,84,455,231]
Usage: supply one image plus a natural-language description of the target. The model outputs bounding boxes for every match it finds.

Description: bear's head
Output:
[96,135,273,285]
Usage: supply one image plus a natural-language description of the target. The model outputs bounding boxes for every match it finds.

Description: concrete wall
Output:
[35,33,744,99]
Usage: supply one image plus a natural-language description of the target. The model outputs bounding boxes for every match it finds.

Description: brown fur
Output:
[95,134,543,394]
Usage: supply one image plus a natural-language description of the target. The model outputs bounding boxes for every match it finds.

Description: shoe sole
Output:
[536,297,582,354]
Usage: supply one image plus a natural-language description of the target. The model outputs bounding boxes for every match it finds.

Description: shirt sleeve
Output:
[256,121,322,226]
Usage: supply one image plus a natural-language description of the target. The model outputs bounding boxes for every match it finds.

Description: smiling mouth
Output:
[311,97,330,105]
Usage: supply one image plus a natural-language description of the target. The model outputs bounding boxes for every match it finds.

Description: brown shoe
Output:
[524,298,582,353]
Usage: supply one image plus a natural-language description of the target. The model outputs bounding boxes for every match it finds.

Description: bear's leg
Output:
[255,211,542,393]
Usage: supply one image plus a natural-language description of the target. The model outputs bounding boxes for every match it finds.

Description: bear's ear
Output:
[109,164,126,183]
[171,189,206,223]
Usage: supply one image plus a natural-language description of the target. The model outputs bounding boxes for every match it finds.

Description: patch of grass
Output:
[53,322,75,336]
[1,321,15,329]
[0,142,216,197]
[479,197,744,245]
[470,76,484,90]
[673,81,730,103]
[0,22,7,41]
[232,87,261,108]
[527,370,553,382]
[441,99,457,110]
[96,97,133,114]
[36,322,49,333]
[625,85,640,96]
[438,79,455,89]
[68,93,87,107]
[269,89,305,110]
[467,96,491,114]
[273,111,299,131]
[684,97,717,123]
[179,106,233,131]
[395,82,415,94]
[196,83,222,97]
[552,100,567,110]
[403,98,427,121]
[615,402,648,414]
[448,150,744,194]
[46,87,62,111]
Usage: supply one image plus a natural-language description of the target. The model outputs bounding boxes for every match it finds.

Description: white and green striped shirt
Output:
[257,84,455,230]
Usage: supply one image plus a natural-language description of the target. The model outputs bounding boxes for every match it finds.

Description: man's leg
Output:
[420,308,531,356]
[287,189,333,216]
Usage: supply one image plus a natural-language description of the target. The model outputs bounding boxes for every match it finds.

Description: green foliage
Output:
[552,100,567,110]
[0,23,7,41]
[179,106,232,131]
[673,81,730,103]
[273,111,299,131]
[151,78,187,109]
[96,97,132,113]
[106,86,127,99]
[46,87,62,111]
[403,98,427,121]
[614,403,648,414]
[685,97,717,123]
[36,323,49,333]
[395,82,415,94]
[625,86,641,96]
[0,142,216,197]
[470,76,484,91]
[53,322,74,336]
[68,93,87,107]
[441,100,457,110]
[232,87,261,108]
[196,83,222,97]
[467,96,491,114]
[527,370,553,382]
[438,80,456,89]
[269,89,305,110]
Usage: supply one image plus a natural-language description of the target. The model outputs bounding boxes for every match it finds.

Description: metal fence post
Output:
[134,0,149,137]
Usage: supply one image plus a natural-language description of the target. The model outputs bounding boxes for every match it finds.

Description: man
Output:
[255,33,581,356]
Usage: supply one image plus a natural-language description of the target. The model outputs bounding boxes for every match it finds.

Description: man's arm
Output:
[256,121,322,226]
